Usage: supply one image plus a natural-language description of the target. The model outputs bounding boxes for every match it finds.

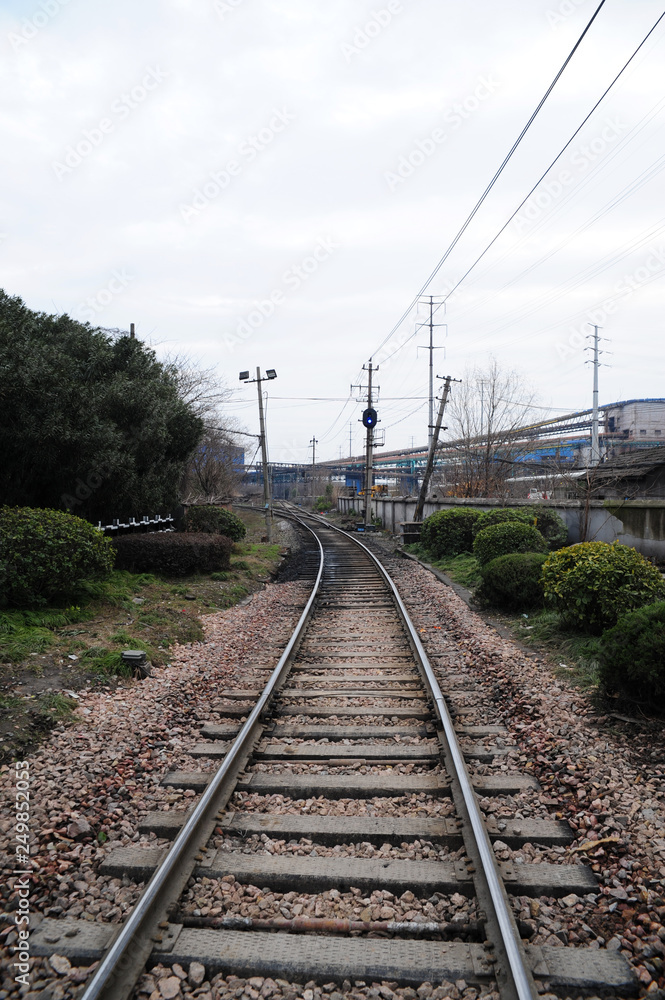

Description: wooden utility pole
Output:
[414,375,458,523]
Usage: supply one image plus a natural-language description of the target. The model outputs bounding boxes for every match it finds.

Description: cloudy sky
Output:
[2,0,664,463]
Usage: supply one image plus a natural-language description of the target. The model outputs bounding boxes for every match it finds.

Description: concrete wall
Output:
[336,496,665,562]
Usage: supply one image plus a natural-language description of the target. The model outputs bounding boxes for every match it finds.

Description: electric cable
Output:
[369,0,609,361]
[375,7,665,369]
[436,10,665,311]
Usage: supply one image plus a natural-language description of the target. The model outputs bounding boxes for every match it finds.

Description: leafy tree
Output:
[0,291,203,521]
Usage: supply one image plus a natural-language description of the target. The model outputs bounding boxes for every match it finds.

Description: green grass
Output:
[0,571,162,672]
[404,545,482,590]
[72,570,157,607]
[433,553,483,589]
[509,609,602,690]
[35,692,79,721]
[230,559,251,572]
[0,606,89,663]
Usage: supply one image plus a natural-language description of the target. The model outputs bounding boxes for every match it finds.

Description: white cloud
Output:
[1,0,664,459]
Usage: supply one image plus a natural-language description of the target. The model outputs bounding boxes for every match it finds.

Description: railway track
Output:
[31,510,636,1000]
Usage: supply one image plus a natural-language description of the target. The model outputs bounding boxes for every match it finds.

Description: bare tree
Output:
[181,422,247,502]
[442,358,539,498]
[155,353,251,503]
[161,352,233,422]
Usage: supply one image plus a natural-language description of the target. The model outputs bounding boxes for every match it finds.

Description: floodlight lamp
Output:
[266,369,277,380]
[239,371,250,381]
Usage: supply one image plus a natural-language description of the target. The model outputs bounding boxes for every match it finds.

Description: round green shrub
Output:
[541,541,665,632]
[472,507,568,549]
[477,552,548,611]
[473,521,548,566]
[472,509,533,537]
[596,601,665,707]
[0,506,115,607]
[183,505,246,541]
[420,508,482,558]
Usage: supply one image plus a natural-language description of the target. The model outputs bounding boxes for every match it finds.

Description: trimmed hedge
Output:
[597,601,665,707]
[113,532,231,576]
[183,506,246,541]
[541,541,665,632]
[0,506,115,607]
[478,552,548,612]
[473,521,548,566]
[420,508,482,558]
[472,507,568,549]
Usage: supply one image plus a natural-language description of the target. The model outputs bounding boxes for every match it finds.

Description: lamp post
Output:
[239,367,277,541]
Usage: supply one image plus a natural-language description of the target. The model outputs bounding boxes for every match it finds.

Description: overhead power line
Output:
[438,9,665,312]
[370,0,609,361]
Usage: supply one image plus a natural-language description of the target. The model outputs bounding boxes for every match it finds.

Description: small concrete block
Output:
[499,861,596,897]
[201,852,472,896]
[31,918,115,961]
[153,929,486,986]
[527,945,636,992]
[276,706,431,718]
[162,772,212,791]
[221,811,460,845]
[269,724,432,739]
[256,742,439,761]
[236,772,450,799]
[99,846,166,880]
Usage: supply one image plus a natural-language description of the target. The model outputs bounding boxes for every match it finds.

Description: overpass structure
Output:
[241,399,665,497]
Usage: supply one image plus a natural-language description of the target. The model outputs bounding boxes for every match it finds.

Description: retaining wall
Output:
[336,496,665,562]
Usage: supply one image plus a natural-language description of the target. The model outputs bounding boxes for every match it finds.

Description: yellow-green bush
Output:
[542,541,665,632]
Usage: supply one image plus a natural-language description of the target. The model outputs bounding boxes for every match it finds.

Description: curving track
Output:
[31,509,636,1000]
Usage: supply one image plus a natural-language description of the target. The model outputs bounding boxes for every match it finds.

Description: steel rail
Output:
[289,507,537,1000]
[80,517,325,1000]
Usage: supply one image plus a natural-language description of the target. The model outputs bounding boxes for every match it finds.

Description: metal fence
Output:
[96,514,175,536]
